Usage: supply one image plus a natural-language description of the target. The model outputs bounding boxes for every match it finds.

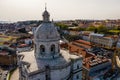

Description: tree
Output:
[94,28,98,33]
[18,28,27,33]
[97,25,108,33]
[75,27,86,31]
[86,26,96,31]
[64,34,80,42]
[72,23,78,26]
[55,23,68,30]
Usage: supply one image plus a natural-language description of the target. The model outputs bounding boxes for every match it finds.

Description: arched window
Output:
[40,45,45,54]
[51,44,55,54]
[77,65,79,69]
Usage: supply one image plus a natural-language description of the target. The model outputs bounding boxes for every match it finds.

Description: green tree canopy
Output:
[97,25,108,33]
[86,26,96,31]
[75,27,86,31]
[55,23,68,30]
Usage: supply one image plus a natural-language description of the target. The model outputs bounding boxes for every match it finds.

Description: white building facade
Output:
[90,33,115,49]
[19,7,83,80]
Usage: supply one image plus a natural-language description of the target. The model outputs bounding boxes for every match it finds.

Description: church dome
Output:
[34,7,60,41]
[35,22,60,41]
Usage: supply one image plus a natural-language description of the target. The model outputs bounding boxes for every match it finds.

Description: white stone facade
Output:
[19,50,82,80]
[90,33,114,48]
[34,40,60,59]
[19,6,83,80]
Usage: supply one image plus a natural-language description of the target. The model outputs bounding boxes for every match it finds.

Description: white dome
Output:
[34,6,60,59]
[35,22,60,41]
[34,6,60,41]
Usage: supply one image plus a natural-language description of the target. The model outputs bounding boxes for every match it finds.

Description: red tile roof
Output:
[75,40,91,45]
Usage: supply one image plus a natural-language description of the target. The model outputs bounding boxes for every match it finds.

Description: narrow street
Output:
[10,68,19,80]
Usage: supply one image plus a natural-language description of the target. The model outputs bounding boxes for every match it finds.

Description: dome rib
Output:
[35,22,60,41]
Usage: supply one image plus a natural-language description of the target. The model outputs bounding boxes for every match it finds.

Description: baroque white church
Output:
[19,6,83,80]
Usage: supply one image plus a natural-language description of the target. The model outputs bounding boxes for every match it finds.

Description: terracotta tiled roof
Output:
[0,51,8,55]
[18,44,28,48]
[75,40,91,45]
[83,56,110,69]
[72,42,92,49]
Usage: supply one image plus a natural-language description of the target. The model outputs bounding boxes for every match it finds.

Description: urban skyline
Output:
[0,0,120,21]
[0,2,120,80]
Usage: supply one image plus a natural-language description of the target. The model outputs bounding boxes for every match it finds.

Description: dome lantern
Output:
[42,4,50,22]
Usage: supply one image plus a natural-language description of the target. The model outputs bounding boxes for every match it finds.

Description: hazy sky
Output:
[0,0,120,21]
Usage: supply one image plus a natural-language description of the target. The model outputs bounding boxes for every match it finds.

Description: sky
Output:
[0,0,120,21]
